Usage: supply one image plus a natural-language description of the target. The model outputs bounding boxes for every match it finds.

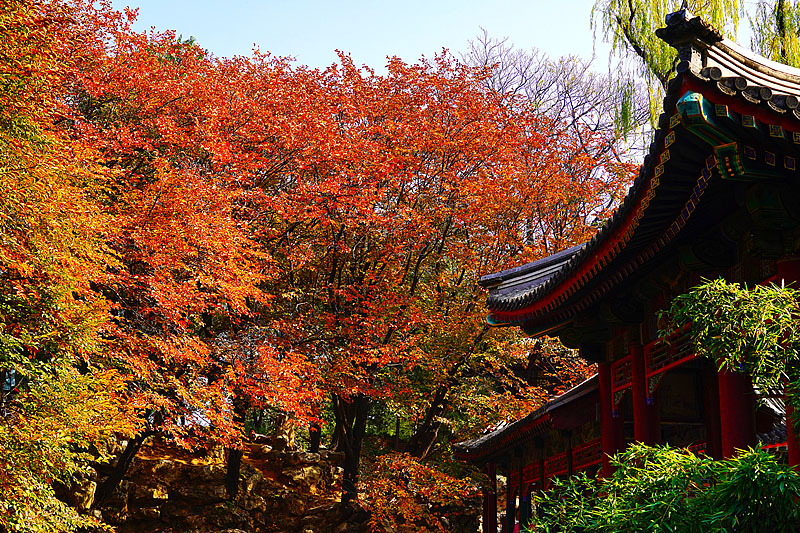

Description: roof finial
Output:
[681,0,689,8]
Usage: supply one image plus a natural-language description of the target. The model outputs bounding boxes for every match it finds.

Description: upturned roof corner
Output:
[655,7,723,49]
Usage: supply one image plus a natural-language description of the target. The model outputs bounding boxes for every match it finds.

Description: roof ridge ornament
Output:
[656,8,723,49]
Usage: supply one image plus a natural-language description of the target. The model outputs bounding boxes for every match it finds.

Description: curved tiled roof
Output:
[453,374,598,462]
[481,8,800,330]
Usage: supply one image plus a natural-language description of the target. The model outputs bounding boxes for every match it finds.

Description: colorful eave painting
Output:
[480,8,800,336]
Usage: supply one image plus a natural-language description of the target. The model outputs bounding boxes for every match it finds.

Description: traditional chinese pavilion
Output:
[455,9,800,533]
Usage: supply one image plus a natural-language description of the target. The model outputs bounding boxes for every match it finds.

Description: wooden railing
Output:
[644,325,695,377]
[512,438,604,492]
[611,355,633,408]
[544,451,568,477]
[522,462,540,486]
[687,441,707,455]
[572,438,603,471]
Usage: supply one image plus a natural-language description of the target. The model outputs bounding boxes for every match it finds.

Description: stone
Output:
[305,502,337,514]
[284,493,307,516]
[172,482,227,501]
[284,451,320,464]
[148,459,187,484]
[240,467,263,493]
[161,501,194,517]
[100,479,129,511]
[238,493,266,512]
[302,452,321,463]
[326,451,346,465]
[133,507,161,520]
[203,445,227,463]
[300,513,325,530]
[69,477,97,511]
[192,464,227,482]
[251,432,271,444]
[247,442,273,460]
[87,438,379,533]
[281,465,323,490]
[131,483,169,503]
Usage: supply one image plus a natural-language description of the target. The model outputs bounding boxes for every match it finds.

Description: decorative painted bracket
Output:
[675,91,795,181]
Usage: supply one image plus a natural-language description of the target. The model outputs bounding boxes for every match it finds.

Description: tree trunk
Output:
[405,326,488,459]
[0,369,7,416]
[272,412,295,451]
[225,448,243,499]
[329,417,343,451]
[405,386,448,459]
[94,431,153,507]
[224,394,248,499]
[332,393,370,511]
[394,415,401,451]
[309,422,321,453]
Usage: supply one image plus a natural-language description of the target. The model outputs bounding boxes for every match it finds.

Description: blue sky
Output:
[109,0,614,71]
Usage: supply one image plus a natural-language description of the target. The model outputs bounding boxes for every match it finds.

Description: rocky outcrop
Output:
[81,438,370,533]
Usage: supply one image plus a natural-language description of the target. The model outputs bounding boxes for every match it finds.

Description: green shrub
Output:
[529,444,800,532]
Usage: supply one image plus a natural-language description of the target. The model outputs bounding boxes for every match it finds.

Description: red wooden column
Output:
[483,463,497,533]
[503,468,515,533]
[777,259,800,469]
[718,370,756,457]
[599,362,621,476]
[518,457,528,531]
[702,362,723,459]
[631,345,657,444]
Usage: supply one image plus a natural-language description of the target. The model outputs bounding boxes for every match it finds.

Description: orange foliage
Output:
[1,0,635,523]
[362,453,482,532]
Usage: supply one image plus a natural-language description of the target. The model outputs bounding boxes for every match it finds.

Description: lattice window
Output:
[612,356,632,390]
[572,438,602,470]
[611,354,633,408]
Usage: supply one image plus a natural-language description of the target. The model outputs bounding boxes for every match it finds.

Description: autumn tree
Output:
[0,0,325,512]
[235,48,636,509]
[1,0,635,525]
[0,1,140,529]
[64,14,334,503]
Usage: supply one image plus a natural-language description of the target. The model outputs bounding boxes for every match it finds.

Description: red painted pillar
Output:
[599,362,619,477]
[718,370,756,457]
[483,463,498,533]
[504,474,515,533]
[518,458,529,531]
[631,346,657,445]
[703,361,723,459]
[539,457,545,493]
[777,259,800,469]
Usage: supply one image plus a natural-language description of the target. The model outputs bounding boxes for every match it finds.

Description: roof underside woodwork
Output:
[480,8,800,340]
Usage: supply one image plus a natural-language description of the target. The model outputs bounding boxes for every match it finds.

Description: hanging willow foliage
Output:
[751,0,800,68]
[592,0,742,125]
